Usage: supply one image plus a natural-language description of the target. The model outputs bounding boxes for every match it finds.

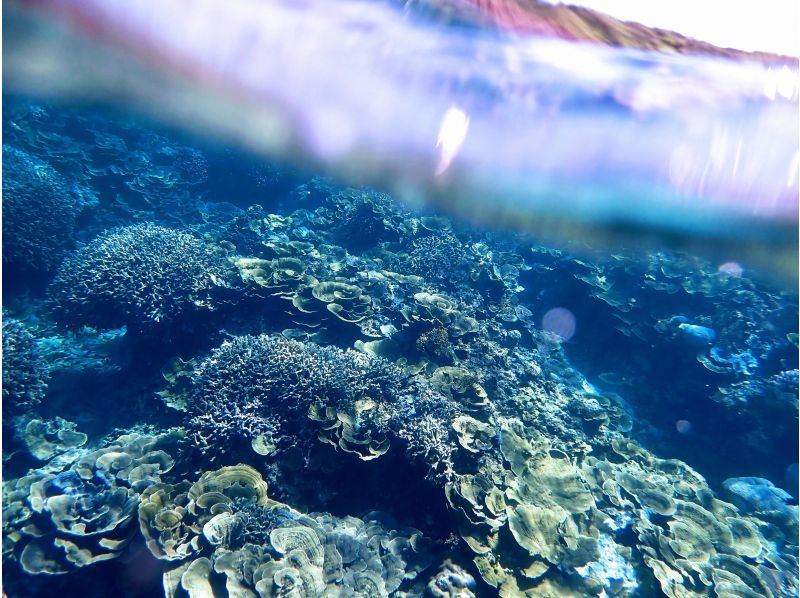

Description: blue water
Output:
[2,95,798,597]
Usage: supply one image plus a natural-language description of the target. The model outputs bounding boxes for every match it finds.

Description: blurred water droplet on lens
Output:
[541,307,576,341]
[676,419,692,434]
[718,261,744,277]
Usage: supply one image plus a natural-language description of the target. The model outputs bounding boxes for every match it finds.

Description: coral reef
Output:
[2,146,82,271]
[36,326,128,375]
[2,99,797,598]
[323,186,407,250]
[22,418,88,461]
[139,464,434,597]
[2,316,49,417]
[160,334,407,458]
[518,245,799,481]
[49,224,235,332]
[2,429,185,576]
[438,418,798,596]
[401,231,470,287]
[3,99,211,232]
[425,560,477,597]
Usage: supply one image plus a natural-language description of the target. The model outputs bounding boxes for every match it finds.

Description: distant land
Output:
[405,0,799,65]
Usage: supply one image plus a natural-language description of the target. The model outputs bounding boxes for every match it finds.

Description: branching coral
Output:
[2,316,49,417]
[49,223,235,331]
[325,187,406,250]
[416,326,455,363]
[164,334,407,454]
[2,146,82,270]
[404,231,469,286]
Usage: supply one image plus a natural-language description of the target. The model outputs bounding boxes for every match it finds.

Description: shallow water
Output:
[3,3,800,596]
[2,93,798,597]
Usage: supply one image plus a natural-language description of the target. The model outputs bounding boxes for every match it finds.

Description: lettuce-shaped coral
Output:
[49,223,234,332]
[440,414,799,597]
[29,471,138,537]
[23,418,88,461]
[139,464,278,561]
[205,498,431,597]
[72,429,183,492]
[3,429,184,576]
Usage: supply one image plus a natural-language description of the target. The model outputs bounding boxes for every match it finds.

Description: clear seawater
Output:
[2,7,799,598]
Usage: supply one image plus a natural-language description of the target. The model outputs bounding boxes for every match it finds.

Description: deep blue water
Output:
[2,96,798,597]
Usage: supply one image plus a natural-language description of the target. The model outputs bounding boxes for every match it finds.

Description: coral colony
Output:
[2,98,797,597]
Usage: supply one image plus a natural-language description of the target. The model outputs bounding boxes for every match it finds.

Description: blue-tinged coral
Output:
[227,498,298,547]
[3,101,798,598]
[2,316,49,417]
[32,470,139,537]
[723,477,796,514]
[426,560,477,597]
[2,428,185,576]
[517,245,799,484]
[23,418,88,461]
[112,135,208,226]
[575,534,638,594]
[712,369,799,460]
[4,99,214,231]
[416,326,456,363]
[445,419,799,597]
[36,326,128,375]
[138,464,435,596]
[323,187,407,250]
[2,146,82,270]
[49,224,235,332]
[162,334,407,454]
[677,321,717,345]
[403,231,470,286]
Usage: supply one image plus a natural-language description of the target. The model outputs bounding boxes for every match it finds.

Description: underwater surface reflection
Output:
[6,0,799,281]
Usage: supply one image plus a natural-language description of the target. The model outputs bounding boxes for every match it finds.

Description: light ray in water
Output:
[6,0,798,279]
[435,106,470,176]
